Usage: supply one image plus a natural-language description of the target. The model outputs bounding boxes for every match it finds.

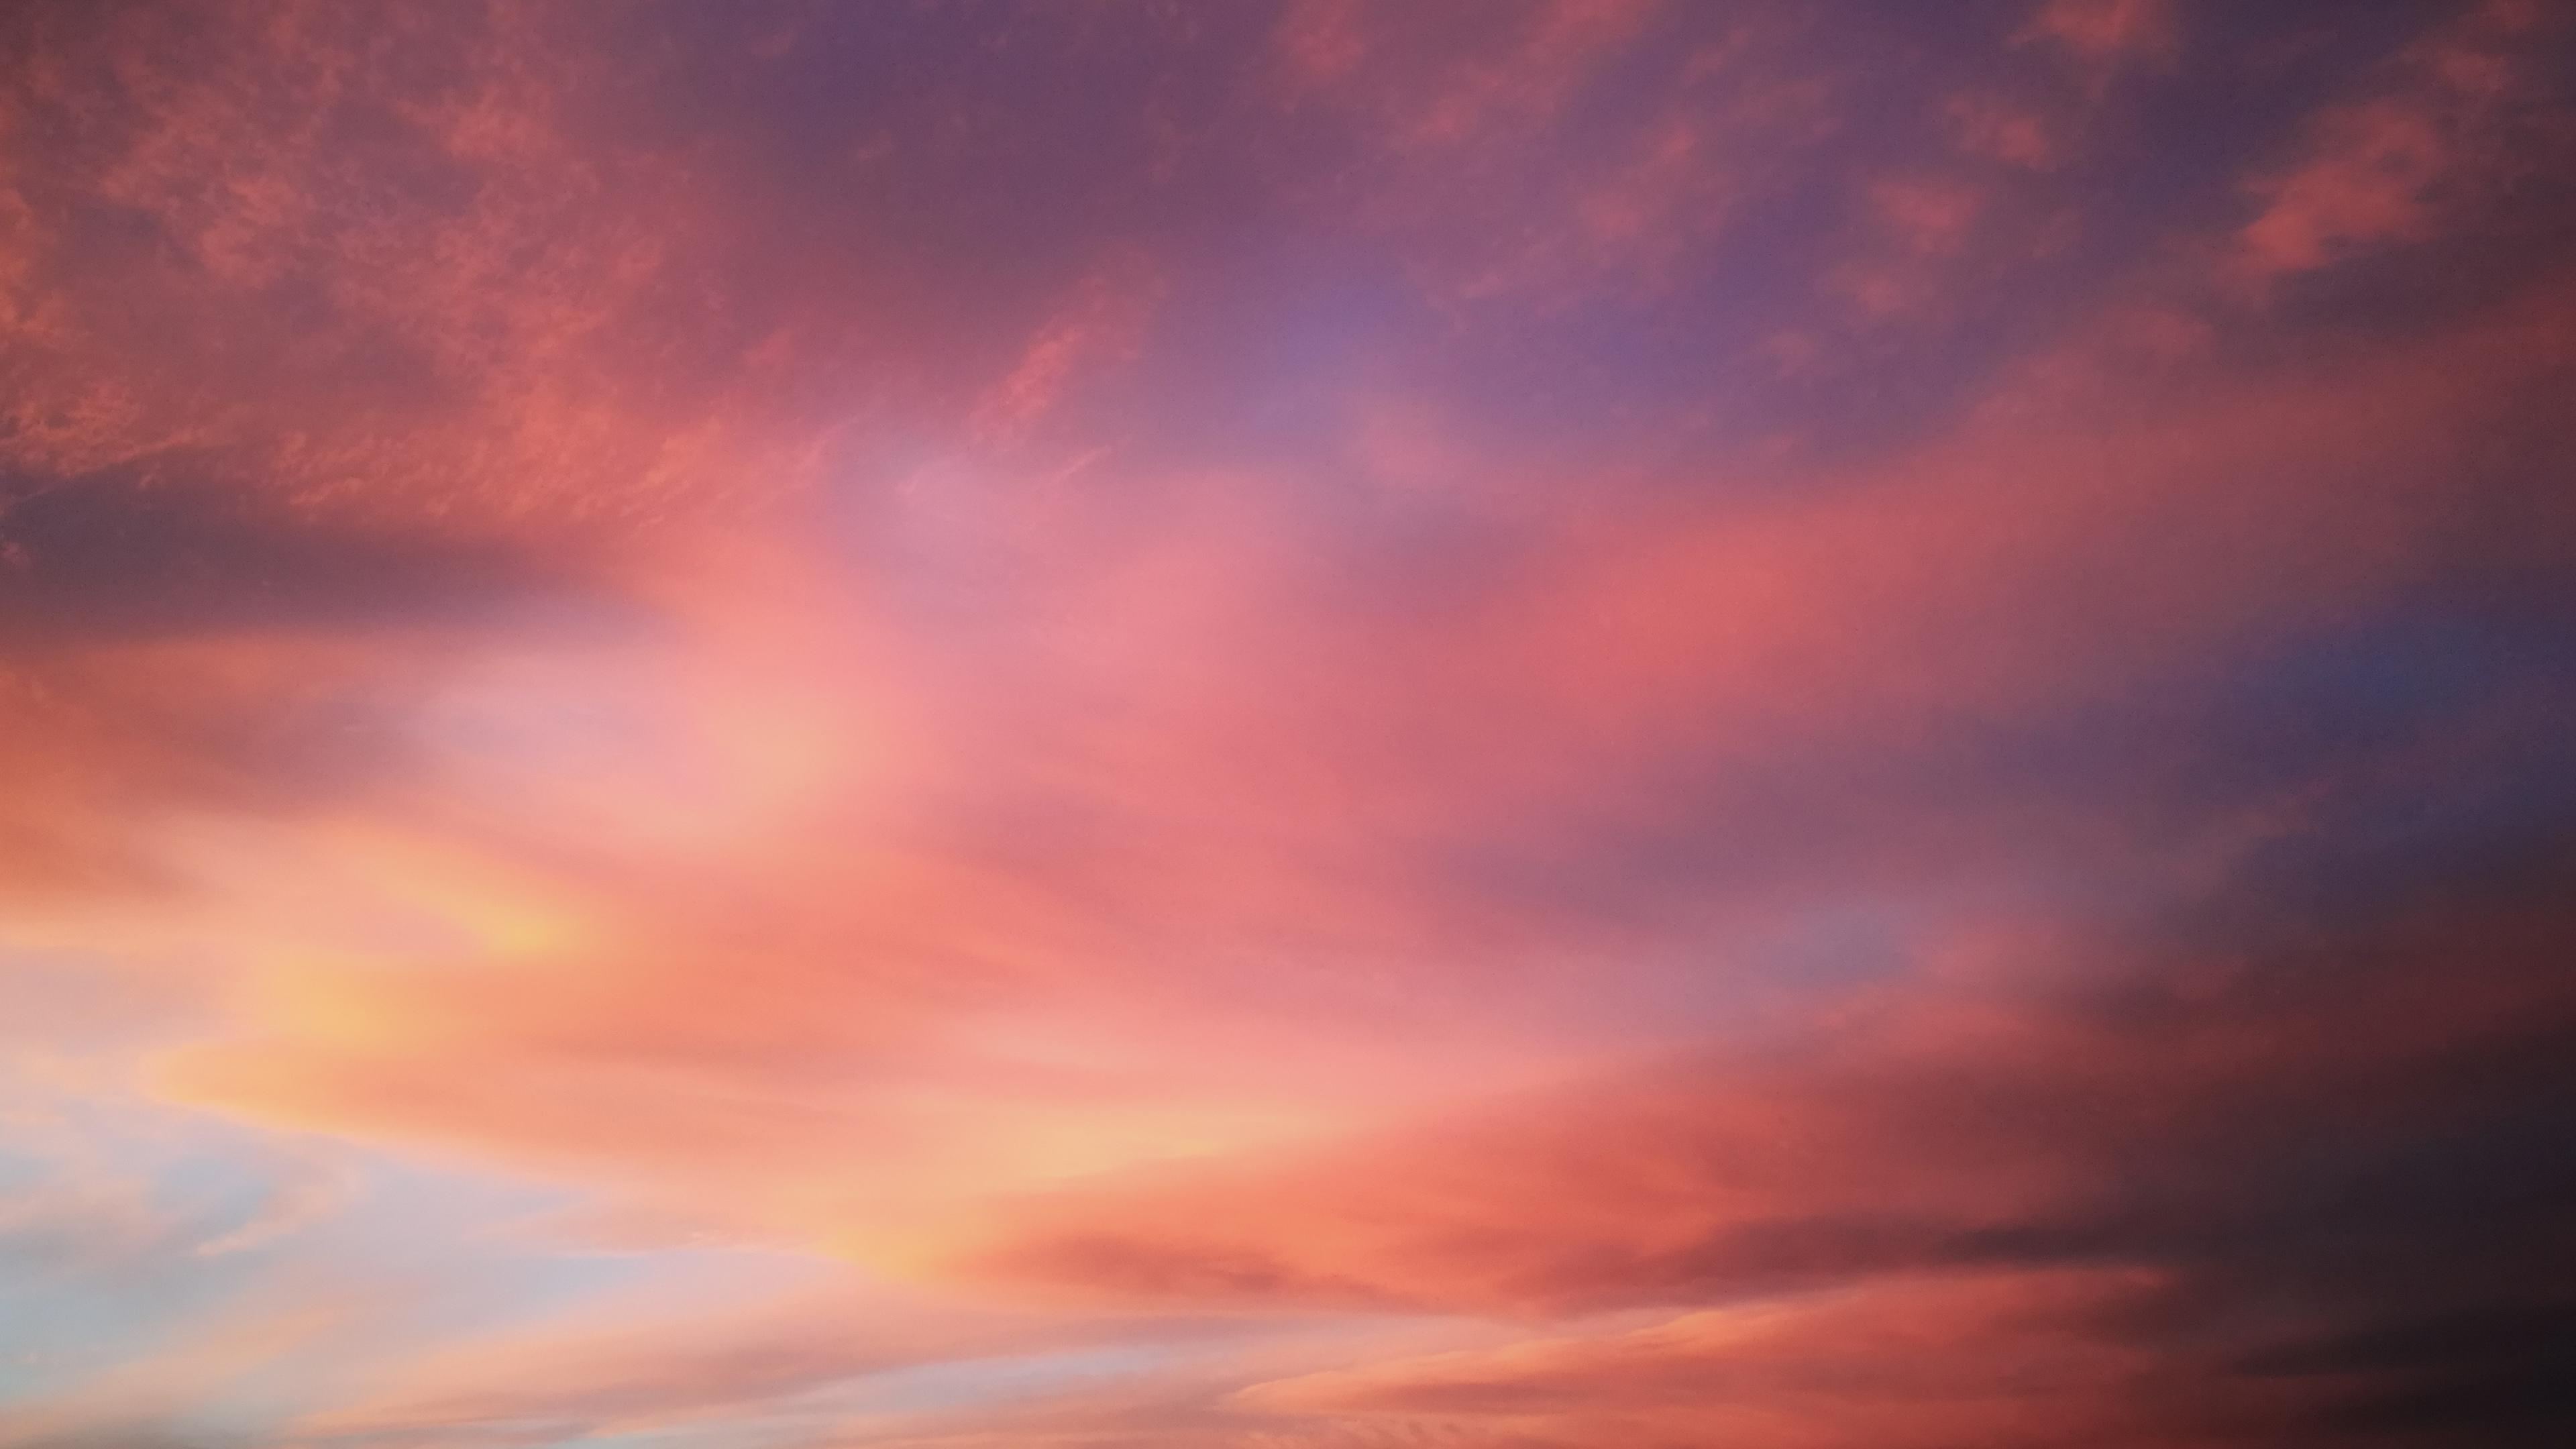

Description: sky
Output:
[1,1,2573,1446]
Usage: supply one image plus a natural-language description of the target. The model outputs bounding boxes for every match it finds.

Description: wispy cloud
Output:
[4,3,2573,1447]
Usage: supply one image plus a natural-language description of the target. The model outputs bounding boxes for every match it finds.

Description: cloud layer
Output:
[4,3,2574,1447]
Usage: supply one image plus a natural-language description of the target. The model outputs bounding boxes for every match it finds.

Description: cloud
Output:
[1943,92,2065,170]
[294,1278,1190,1446]
[1269,3,1833,304]
[0,1278,377,1449]
[110,203,2570,1203]
[2236,1,2576,282]
[1232,1269,2233,1448]
[0,1,804,533]
[2017,0,2178,67]
[1321,0,1666,153]
[974,265,1164,440]
[922,812,2576,1444]
[4,5,2575,1448]
[948,837,2575,1301]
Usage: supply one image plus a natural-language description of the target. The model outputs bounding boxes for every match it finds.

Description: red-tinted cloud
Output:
[2237,1,2575,282]
[5,5,2575,1448]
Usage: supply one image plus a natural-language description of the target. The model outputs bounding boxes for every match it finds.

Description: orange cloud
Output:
[127,254,2576,1288]
[930,839,2576,1341]
[1232,1269,2261,1449]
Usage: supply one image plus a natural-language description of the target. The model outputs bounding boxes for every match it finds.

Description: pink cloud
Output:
[1944,91,2065,170]
[1231,1269,2271,1449]
[6,7,2575,1446]
[975,264,1163,439]
[932,849,2576,1326]
[2017,0,2179,66]
[1866,176,1986,255]
[128,260,2576,1285]
[2237,1,2574,282]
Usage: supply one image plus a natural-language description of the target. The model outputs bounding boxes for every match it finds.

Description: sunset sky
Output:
[3,1,2575,1446]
